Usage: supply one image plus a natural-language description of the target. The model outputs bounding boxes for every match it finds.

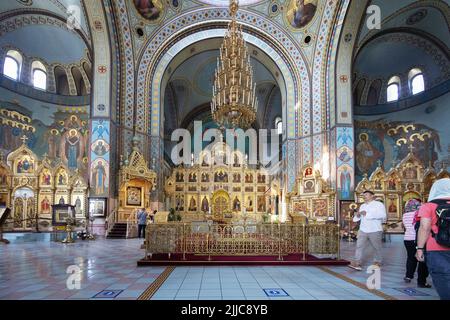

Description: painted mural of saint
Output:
[92,161,107,195]
[94,141,107,156]
[134,0,163,20]
[41,197,50,213]
[75,197,82,215]
[189,197,197,211]
[287,0,317,28]
[233,197,241,211]
[340,167,351,199]
[201,197,209,213]
[63,129,82,170]
[356,133,382,174]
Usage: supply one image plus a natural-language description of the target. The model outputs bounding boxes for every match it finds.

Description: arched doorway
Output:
[12,187,35,230]
[211,190,230,221]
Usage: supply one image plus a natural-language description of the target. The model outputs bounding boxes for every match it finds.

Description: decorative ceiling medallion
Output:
[269,1,280,17]
[406,9,428,25]
[16,0,33,6]
[133,0,165,22]
[285,0,318,29]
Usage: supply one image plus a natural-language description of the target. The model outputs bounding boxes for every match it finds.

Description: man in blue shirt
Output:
[137,209,148,238]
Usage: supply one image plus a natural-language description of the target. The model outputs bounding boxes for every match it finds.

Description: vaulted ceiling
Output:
[353,0,450,107]
[0,0,91,65]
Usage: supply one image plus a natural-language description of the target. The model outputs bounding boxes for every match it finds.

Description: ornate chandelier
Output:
[211,0,257,129]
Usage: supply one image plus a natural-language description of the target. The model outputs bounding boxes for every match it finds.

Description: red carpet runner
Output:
[137,254,349,266]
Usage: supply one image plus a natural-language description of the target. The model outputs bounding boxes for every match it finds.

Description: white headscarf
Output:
[428,178,450,202]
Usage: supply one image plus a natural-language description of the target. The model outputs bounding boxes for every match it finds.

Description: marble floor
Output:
[0,233,440,300]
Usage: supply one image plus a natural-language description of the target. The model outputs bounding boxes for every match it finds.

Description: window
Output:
[387,76,400,102]
[411,74,424,94]
[3,50,22,81]
[32,61,47,90]
[409,68,424,95]
[275,117,282,135]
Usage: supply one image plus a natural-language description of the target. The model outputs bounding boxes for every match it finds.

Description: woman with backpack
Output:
[416,178,450,300]
[402,198,431,287]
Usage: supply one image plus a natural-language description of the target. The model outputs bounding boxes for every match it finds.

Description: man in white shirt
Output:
[348,190,387,271]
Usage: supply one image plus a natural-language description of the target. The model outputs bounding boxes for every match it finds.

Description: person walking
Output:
[402,199,431,288]
[416,178,450,300]
[137,208,148,239]
[348,190,387,271]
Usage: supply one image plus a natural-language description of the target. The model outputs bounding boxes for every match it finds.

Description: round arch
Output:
[147,29,298,139]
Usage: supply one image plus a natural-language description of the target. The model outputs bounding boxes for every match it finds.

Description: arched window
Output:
[387,76,400,102]
[32,61,47,90]
[275,117,282,135]
[3,50,22,80]
[409,68,425,95]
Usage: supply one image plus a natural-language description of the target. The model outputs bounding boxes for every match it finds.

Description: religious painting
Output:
[16,155,34,174]
[355,132,383,177]
[403,166,417,180]
[355,120,441,183]
[304,180,315,193]
[40,196,51,214]
[201,173,209,182]
[232,196,241,212]
[304,166,314,178]
[0,167,8,185]
[73,196,83,216]
[374,179,383,191]
[257,186,266,192]
[89,198,106,217]
[91,139,109,157]
[246,196,254,212]
[387,176,398,190]
[91,159,109,195]
[257,174,266,183]
[52,204,75,226]
[61,129,85,170]
[387,197,399,219]
[201,196,209,213]
[133,0,163,20]
[40,169,52,186]
[337,146,353,164]
[293,200,308,214]
[188,173,197,182]
[312,198,328,217]
[176,172,184,182]
[188,196,197,211]
[56,169,68,186]
[337,164,353,200]
[257,196,266,212]
[286,0,318,28]
[339,201,357,231]
[126,186,142,206]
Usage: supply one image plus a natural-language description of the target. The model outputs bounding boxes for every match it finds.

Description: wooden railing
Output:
[144,222,340,260]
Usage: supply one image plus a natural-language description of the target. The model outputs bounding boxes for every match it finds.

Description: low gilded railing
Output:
[144,222,339,260]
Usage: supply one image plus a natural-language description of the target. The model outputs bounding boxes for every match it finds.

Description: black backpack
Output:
[430,199,450,247]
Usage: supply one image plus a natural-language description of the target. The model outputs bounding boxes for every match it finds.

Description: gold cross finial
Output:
[20,135,28,145]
